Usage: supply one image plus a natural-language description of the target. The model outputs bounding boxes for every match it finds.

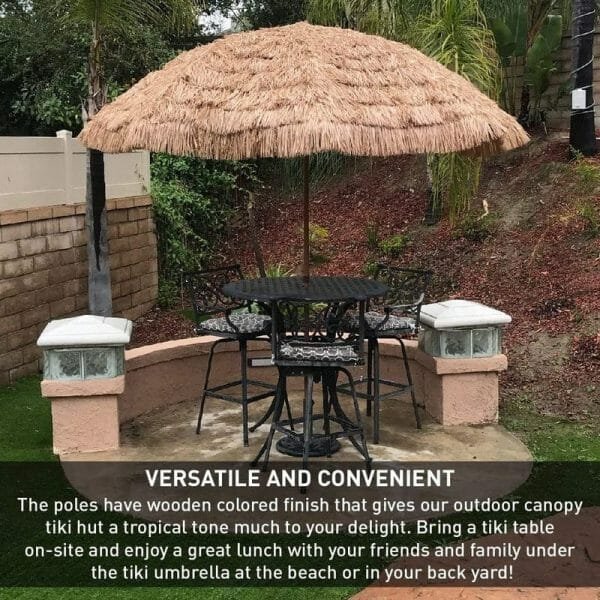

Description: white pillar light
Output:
[418,300,511,359]
[37,315,132,380]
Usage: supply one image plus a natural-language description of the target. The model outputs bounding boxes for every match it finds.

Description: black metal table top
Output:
[223,276,388,302]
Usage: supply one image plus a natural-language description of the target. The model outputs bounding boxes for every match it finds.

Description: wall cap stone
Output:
[41,375,125,398]
[125,335,271,371]
[0,196,151,225]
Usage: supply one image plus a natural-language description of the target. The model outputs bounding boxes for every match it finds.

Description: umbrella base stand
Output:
[276,434,341,457]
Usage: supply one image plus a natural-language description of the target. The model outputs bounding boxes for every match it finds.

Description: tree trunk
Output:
[425,155,442,225]
[570,0,597,156]
[86,149,112,315]
[85,25,113,315]
[518,84,530,127]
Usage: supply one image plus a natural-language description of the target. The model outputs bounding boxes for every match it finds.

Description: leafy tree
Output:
[485,0,564,126]
[0,1,178,135]
[414,0,500,224]
[57,0,197,316]
[309,0,499,224]
[240,0,307,28]
[151,154,256,278]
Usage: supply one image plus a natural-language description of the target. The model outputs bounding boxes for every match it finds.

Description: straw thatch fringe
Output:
[79,22,529,158]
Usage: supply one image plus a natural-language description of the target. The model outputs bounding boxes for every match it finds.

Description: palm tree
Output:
[65,0,196,316]
[415,0,500,223]
[570,0,598,155]
[308,0,500,223]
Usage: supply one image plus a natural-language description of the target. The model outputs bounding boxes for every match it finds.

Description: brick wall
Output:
[0,195,158,384]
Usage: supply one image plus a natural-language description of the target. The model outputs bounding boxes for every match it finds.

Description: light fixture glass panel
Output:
[83,348,114,379]
[419,326,440,356]
[46,350,82,380]
[472,328,494,357]
[441,330,471,358]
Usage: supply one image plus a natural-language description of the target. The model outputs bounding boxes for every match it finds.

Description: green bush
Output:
[578,200,600,238]
[363,260,379,277]
[151,154,256,280]
[379,234,409,258]
[455,213,498,242]
[307,223,330,265]
[157,278,180,309]
[263,263,294,277]
[365,221,379,251]
[572,153,600,194]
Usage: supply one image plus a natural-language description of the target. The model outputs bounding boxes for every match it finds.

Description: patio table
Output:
[223,276,388,456]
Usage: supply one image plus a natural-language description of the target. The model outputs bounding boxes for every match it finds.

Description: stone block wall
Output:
[0,195,158,384]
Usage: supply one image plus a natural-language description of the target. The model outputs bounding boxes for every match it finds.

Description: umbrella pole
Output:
[303,155,310,283]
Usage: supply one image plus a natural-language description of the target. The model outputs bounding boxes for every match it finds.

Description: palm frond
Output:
[414,0,500,99]
[413,0,499,223]
[307,0,412,41]
[64,0,196,34]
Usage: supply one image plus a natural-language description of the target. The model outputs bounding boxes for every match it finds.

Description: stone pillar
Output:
[41,377,123,454]
[413,349,507,425]
[37,314,132,455]
[377,339,507,426]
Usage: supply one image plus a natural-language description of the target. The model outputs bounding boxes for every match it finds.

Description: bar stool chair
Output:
[341,265,432,444]
[184,265,284,446]
[253,300,371,472]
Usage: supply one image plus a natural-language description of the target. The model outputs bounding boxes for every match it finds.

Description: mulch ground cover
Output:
[131,137,600,418]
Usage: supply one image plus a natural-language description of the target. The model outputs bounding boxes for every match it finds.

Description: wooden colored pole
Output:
[303,155,310,282]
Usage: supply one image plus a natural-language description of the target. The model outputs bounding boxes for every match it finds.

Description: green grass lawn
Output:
[0,377,354,600]
[500,394,600,461]
[1,377,598,599]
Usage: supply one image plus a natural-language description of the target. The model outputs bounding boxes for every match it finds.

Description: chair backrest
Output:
[373,265,432,329]
[271,299,359,362]
[183,265,245,323]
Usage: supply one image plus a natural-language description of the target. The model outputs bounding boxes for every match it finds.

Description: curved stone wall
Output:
[41,336,508,455]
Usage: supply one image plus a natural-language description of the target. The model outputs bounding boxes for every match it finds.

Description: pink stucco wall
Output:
[41,336,508,455]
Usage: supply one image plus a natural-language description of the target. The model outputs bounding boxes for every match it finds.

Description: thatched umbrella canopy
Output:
[79,22,529,277]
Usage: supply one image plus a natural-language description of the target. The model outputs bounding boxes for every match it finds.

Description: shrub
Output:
[379,234,409,258]
[263,263,294,278]
[577,200,600,238]
[157,279,179,310]
[455,213,498,242]
[307,223,330,265]
[572,151,600,194]
[365,221,379,251]
[363,260,378,277]
[151,154,256,280]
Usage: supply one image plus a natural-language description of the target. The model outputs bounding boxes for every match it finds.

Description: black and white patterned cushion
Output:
[279,343,359,364]
[199,313,271,335]
[343,311,416,335]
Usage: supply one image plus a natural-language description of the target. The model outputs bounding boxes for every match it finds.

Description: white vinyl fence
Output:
[0,130,150,211]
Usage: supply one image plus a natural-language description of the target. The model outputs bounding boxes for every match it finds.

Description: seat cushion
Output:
[199,313,271,335]
[343,311,416,335]
[279,343,360,364]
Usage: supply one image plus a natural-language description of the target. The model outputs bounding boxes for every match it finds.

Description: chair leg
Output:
[283,377,294,432]
[322,372,332,457]
[373,340,381,444]
[240,339,249,446]
[252,373,285,470]
[302,375,314,471]
[340,367,371,468]
[196,338,226,435]
[366,338,373,417]
[399,338,422,429]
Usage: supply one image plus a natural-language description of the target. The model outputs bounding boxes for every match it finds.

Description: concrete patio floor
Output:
[81,387,531,463]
